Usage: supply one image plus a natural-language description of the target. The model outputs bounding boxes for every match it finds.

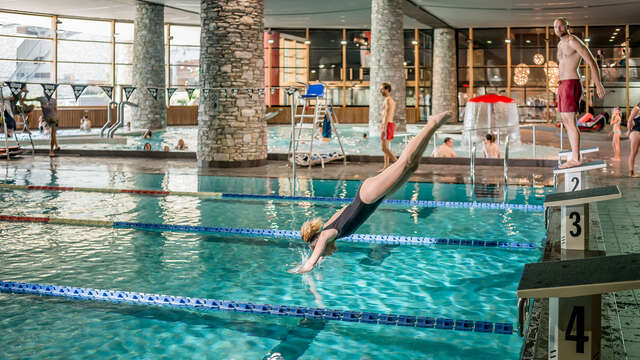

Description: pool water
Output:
[29,125,560,159]
[0,168,549,359]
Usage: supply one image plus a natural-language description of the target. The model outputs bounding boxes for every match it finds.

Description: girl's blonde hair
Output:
[301,217,324,243]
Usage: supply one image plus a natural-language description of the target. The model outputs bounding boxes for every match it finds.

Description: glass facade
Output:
[0,10,637,122]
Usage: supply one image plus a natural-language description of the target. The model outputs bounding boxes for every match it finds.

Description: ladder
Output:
[289,83,346,168]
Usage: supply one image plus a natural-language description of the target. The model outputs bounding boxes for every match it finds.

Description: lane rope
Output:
[0,184,544,212]
[0,214,542,250]
[0,280,515,335]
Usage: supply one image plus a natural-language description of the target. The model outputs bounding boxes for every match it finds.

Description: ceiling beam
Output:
[403,0,450,29]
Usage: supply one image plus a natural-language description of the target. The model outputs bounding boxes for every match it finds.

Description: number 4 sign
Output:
[549,295,601,359]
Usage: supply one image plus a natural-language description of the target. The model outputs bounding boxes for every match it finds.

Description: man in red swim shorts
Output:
[378,82,398,173]
[554,17,605,169]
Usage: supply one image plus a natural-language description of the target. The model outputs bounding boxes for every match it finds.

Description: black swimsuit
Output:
[633,115,640,133]
[323,185,385,239]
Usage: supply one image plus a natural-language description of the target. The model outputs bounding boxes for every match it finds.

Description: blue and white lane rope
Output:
[0,183,544,212]
[0,281,515,335]
[112,222,543,250]
[0,215,543,250]
[221,193,545,212]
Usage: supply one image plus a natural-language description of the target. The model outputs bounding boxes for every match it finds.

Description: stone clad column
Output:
[432,28,457,121]
[198,0,266,168]
[131,0,166,129]
[368,0,406,133]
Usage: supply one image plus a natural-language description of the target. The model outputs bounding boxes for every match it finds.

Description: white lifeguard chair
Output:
[288,83,346,168]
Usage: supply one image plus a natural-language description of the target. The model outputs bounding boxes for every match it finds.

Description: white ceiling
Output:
[0,0,638,28]
[414,0,640,28]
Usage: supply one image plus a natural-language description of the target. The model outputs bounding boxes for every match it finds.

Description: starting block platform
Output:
[544,186,621,251]
[558,147,599,161]
[553,161,607,193]
[518,253,640,360]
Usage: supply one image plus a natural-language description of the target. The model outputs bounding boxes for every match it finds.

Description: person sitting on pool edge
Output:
[291,111,453,274]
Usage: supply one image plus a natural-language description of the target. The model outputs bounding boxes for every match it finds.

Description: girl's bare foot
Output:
[558,159,582,169]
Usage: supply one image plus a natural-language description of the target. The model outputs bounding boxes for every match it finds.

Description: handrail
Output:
[504,135,510,184]
[470,142,476,184]
[107,101,138,138]
[100,101,117,137]
[0,87,8,160]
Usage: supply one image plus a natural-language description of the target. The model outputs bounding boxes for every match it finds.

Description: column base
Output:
[198,159,267,168]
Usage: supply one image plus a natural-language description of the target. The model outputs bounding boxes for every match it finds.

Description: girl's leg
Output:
[629,132,640,176]
[612,134,620,160]
[360,111,453,203]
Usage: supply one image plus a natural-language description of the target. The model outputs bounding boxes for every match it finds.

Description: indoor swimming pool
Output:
[0,168,551,359]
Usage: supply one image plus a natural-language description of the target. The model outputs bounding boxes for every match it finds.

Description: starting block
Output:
[544,186,621,250]
[558,147,599,162]
[518,253,640,360]
[553,161,606,192]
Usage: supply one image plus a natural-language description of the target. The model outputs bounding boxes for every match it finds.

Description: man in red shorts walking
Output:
[554,17,605,169]
[378,82,397,173]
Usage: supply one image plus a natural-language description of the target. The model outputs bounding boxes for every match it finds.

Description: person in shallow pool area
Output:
[291,111,453,274]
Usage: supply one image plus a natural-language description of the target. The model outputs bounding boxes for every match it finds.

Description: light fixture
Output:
[525,39,531,44]
[319,64,325,69]
[331,64,336,68]
[311,69,316,73]
[340,40,347,45]
[613,32,618,35]
[403,61,407,66]
[267,39,274,44]
[584,37,590,42]
[304,40,311,45]
[504,39,511,43]
[609,39,614,42]
[411,40,418,45]
[616,28,621,31]
[533,53,544,65]
[544,61,560,93]
[486,40,492,44]
[514,63,530,86]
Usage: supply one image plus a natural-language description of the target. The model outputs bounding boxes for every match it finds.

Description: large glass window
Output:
[346,29,370,82]
[309,29,342,82]
[473,28,508,88]
[0,13,53,83]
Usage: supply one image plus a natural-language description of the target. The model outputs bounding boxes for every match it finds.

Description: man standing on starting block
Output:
[554,17,605,169]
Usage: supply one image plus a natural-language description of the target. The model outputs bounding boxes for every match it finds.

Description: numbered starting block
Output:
[558,147,599,162]
[544,186,621,250]
[518,253,640,360]
[553,161,606,192]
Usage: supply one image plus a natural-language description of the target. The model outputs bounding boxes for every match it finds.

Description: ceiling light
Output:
[304,40,311,45]
[584,37,590,42]
[403,61,407,66]
[340,40,347,45]
[411,40,418,45]
[609,39,614,42]
[318,64,325,69]
[504,39,511,43]
[267,39,274,44]
[616,28,621,31]
[486,40,492,44]
[331,64,336,68]
[613,32,618,35]
[525,39,531,44]
[311,70,316,73]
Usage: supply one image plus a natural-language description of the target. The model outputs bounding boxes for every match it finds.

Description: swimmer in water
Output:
[292,111,453,273]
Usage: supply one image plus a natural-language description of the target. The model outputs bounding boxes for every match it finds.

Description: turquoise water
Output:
[38,125,560,159]
[0,168,548,359]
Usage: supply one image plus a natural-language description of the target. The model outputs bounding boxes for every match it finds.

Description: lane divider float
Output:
[0,214,542,250]
[0,280,515,335]
[0,183,544,212]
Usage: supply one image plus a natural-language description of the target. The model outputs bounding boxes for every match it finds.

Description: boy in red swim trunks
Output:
[378,82,398,173]
[554,17,605,169]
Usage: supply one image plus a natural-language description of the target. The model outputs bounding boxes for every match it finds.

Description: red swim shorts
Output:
[557,79,582,113]
[382,122,395,141]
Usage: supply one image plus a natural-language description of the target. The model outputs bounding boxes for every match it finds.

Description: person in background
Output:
[26,96,59,157]
[175,139,188,150]
[143,142,152,151]
[2,94,16,137]
[163,145,170,152]
[143,129,153,139]
[433,137,457,158]
[609,106,622,161]
[378,82,398,173]
[38,116,49,134]
[482,134,501,158]
[626,102,640,177]
[79,110,91,131]
[127,122,131,131]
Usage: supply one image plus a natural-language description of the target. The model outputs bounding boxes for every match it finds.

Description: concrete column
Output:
[432,28,458,121]
[131,0,166,130]
[369,0,406,133]
[197,0,266,168]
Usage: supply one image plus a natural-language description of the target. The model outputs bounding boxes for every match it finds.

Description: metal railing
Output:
[470,142,476,184]
[504,135,510,184]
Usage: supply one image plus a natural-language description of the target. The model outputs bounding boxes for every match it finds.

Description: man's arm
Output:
[570,36,605,98]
